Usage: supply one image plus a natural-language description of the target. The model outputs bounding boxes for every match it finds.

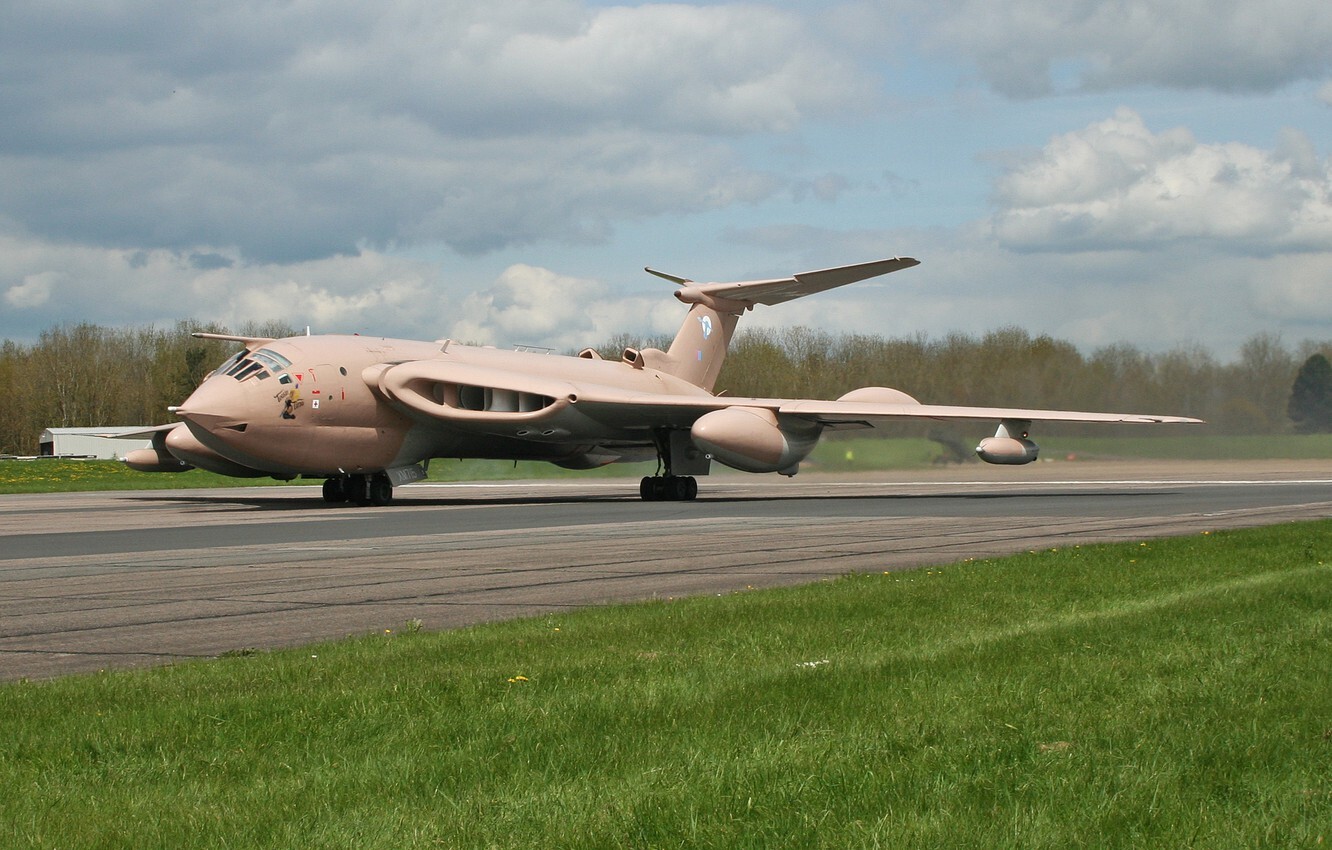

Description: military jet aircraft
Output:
[124,257,1201,504]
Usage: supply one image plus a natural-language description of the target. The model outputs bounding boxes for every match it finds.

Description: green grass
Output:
[807,436,945,470]
[2,522,1330,848]
[0,458,300,493]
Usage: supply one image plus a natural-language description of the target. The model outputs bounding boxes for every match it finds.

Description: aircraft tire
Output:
[322,477,348,504]
[368,475,393,506]
[672,476,690,500]
[639,475,698,502]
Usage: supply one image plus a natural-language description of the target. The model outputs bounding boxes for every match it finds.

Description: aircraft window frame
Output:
[251,349,292,372]
[220,348,291,382]
[216,351,246,375]
[230,360,269,381]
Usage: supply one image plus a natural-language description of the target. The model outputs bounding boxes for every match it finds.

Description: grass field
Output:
[2,521,1329,848]
[5,433,1331,494]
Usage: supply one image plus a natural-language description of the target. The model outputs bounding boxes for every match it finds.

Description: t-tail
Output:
[637,257,920,392]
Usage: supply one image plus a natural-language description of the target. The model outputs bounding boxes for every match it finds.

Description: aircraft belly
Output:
[192,421,408,476]
[278,424,407,474]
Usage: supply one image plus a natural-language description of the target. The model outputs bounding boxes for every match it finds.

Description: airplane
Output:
[123,257,1202,504]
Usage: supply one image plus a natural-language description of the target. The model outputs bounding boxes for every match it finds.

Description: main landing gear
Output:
[639,474,698,502]
[322,473,393,506]
[639,427,705,501]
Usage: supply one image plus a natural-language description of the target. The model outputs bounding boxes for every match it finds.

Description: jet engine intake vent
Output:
[444,383,555,413]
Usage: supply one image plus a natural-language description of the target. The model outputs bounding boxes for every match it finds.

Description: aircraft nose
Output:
[175,377,252,432]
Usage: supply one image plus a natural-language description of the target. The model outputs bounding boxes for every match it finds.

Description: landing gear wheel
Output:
[368,475,393,506]
[344,473,394,506]
[638,475,698,502]
[322,477,348,503]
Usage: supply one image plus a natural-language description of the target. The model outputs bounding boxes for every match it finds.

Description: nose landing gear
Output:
[322,473,393,506]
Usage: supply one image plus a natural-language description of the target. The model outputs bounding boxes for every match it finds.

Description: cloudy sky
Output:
[2,0,1330,357]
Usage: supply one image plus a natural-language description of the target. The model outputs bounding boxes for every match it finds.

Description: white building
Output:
[39,427,152,459]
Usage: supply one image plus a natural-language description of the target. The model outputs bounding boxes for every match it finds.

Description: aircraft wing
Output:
[94,423,182,439]
[773,400,1202,425]
[566,390,1203,428]
[369,357,1201,434]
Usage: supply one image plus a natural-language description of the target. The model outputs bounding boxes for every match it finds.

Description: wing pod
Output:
[118,422,264,476]
[124,446,192,473]
[975,420,1039,465]
[112,423,193,472]
[690,407,822,475]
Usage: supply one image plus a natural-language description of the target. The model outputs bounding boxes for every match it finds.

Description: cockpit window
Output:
[251,349,292,372]
[232,361,267,381]
[215,350,245,375]
[221,348,292,382]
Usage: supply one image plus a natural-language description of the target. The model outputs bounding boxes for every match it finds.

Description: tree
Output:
[1288,353,1332,433]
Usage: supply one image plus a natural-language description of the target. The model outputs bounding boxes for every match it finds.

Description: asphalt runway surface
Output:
[3,460,1331,681]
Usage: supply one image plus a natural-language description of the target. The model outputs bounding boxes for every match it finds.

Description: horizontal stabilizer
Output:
[651,257,919,307]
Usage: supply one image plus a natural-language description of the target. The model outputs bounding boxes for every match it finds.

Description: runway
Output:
[3,460,1331,681]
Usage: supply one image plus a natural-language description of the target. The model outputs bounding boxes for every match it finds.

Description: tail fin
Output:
[637,302,740,392]
[638,257,919,391]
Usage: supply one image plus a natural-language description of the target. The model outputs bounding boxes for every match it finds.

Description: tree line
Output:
[0,321,296,456]
[1,321,1329,455]
[708,326,1329,438]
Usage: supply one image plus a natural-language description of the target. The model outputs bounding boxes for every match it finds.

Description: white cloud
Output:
[0,231,452,341]
[879,0,1332,97]
[0,225,701,349]
[0,2,868,262]
[4,272,57,309]
[450,264,675,350]
[452,264,604,346]
[989,108,1332,253]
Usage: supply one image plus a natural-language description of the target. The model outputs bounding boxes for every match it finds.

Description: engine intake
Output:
[372,360,574,425]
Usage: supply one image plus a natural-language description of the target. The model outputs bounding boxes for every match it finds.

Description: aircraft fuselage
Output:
[175,335,691,479]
